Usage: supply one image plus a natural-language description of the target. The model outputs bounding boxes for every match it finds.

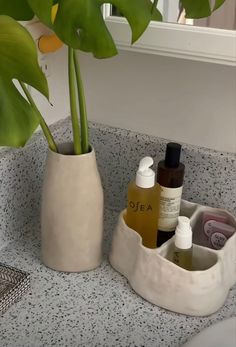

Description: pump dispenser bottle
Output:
[156,142,185,246]
[172,216,193,270]
[125,157,159,248]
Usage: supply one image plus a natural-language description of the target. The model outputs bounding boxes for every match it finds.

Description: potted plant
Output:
[0,0,226,272]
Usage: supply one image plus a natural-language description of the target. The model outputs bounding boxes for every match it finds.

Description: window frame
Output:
[103,5,236,66]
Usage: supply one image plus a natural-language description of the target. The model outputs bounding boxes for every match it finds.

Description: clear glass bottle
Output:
[125,157,159,249]
[172,216,193,270]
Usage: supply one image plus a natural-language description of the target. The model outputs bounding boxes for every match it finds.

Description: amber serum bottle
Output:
[125,157,159,249]
[156,143,185,247]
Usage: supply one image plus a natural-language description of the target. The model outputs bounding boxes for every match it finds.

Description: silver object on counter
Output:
[0,263,30,315]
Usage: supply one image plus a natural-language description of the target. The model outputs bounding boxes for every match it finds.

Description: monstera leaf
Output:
[24,0,226,58]
[27,0,58,27]
[0,0,57,22]
[0,16,49,147]
[26,0,162,58]
[180,0,226,18]
[55,0,162,57]
[0,0,34,20]
[0,0,227,57]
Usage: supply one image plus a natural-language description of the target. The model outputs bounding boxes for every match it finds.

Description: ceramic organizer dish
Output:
[109,200,236,316]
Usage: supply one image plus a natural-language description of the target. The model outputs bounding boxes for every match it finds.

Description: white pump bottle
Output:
[125,157,159,248]
[173,216,193,270]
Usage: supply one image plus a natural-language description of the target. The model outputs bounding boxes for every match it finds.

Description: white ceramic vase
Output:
[41,143,104,272]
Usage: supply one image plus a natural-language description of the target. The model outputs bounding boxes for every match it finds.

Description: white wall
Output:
[35,47,236,153]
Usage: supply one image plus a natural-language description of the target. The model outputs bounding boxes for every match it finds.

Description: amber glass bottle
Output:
[125,157,159,249]
[156,143,185,247]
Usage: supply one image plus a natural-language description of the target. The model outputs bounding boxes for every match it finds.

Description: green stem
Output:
[152,0,158,13]
[68,47,81,155]
[19,81,58,152]
[73,50,89,154]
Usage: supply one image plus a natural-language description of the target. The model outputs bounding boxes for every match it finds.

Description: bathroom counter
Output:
[0,208,235,347]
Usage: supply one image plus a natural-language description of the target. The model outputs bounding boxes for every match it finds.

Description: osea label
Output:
[129,201,153,212]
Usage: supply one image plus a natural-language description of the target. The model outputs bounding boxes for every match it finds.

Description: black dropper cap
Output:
[165,142,181,168]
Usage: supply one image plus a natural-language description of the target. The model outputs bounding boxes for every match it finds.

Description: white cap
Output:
[175,216,192,249]
[136,157,155,188]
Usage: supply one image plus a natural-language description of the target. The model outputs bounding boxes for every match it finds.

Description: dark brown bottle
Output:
[156,143,185,247]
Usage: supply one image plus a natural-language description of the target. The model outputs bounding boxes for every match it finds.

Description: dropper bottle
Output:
[156,142,185,246]
[173,216,193,270]
[125,157,159,248]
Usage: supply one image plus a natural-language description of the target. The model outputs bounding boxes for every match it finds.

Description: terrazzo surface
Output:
[0,118,235,248]
[0,208,235,347]
[0,119,235,346]
[0,119,72,248]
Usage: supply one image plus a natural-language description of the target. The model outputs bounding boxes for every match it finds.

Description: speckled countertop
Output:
[0,208,235,347]
[0,119,235,346]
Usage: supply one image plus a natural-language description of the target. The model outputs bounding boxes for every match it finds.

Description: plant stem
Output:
[68,47,82,155]
[152,0,158,13]
[19,81,58,152]
[73,50,89,153]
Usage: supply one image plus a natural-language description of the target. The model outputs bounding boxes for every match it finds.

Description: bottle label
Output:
[158,185,183,232]
[128,200,153,212]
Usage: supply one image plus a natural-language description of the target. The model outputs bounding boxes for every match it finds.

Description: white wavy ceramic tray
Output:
[109,200,236,316]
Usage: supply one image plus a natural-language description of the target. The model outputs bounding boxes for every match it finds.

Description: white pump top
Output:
[136,156,155,188]
[175,216,193,249]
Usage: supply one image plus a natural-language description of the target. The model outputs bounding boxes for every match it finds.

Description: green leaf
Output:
[0,0,34,20]
[0,16,48,97]
[0,78,39,147]
[180,0,211,18]
[213,0,226,11]
[112,0,162,43]
[27,0,54,27]
[0,16,49,147]
[181,0,226,18]
[53,0,162,58]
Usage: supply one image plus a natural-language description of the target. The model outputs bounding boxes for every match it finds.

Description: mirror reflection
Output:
[112,0,236,31]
